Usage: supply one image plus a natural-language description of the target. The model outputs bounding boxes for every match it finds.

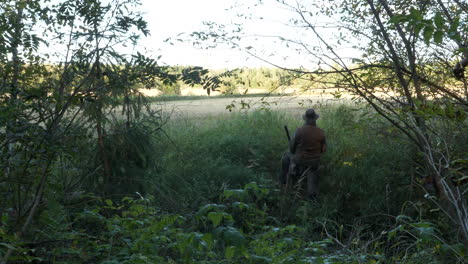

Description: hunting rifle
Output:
[284,125,291,143]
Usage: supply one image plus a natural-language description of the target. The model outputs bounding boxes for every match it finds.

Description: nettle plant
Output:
[28,181,462,263]
[28,182,342,263]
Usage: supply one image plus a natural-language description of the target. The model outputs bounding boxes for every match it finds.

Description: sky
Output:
[138,0,235,68]
[37,0,361,70]
[138,0,340,69]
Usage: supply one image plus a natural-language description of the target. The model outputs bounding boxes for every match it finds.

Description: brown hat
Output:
[303,108,319,121]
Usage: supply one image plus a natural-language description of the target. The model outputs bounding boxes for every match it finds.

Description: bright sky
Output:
[38,0,361,69]
[138,0,345,69]
[138,0,234,68]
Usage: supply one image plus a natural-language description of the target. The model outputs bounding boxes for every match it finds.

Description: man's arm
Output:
[321,137,327,153]
[289,131,298,154]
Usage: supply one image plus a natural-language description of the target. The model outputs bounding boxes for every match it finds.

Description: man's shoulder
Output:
[302,124,324,131]
[316,126,325,134]
[303,125,326,137]
[317,127,326,137]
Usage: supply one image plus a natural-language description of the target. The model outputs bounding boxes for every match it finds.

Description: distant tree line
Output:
[151,66,344,95]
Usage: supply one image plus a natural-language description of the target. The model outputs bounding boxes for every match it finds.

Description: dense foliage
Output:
[193,0,468,251]
[0,0,466,263]
[2,107,465,263]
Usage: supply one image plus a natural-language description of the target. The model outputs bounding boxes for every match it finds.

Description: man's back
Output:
[281,109,326,200]
[292,124,326,162]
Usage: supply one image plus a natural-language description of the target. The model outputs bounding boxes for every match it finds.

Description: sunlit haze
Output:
[139,0,355,69]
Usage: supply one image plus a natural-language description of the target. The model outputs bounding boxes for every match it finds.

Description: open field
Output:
[155,93,349,119]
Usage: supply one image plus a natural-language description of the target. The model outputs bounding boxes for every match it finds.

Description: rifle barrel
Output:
[284,125,291,142]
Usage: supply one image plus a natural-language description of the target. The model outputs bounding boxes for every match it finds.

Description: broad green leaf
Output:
[423,25,434,44]
[244,182,259,191]
[448,17,462,42]
[284,225,298,232]
[434,12,444,29]
[411,222,436,237]
[449,17,460,33]
[307,247,326,255]
[409,8,423,21]
[105,199,113,206]
[223,189,246,199]
[283,237,295,245]
[433,30,443,44]
[196,204,226,216]
[414,22,424,36]
[225,246,236,259]
[208,211,224,227]
[240,246,249,258]
[388,14,408,24]
[232,201,249,210]
[213,226,227,238]
[121,196,134,203]
[202,233,213,248]
[223,227,246,246]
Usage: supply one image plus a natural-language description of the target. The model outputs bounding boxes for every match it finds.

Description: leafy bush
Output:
[318,105,414,222]
[5,182,462,263]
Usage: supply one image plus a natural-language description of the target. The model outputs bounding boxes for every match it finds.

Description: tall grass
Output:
[147,104,414,224]
[150,110,294,210]
[9,103,463,263]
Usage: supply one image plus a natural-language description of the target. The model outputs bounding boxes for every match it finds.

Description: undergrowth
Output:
[1,104,465,263]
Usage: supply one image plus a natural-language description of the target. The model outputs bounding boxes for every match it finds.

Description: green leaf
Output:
[388,14,408,24]
[283,237,295,245]
[388,225,404,240]
[225,246,236,259]
[244,182,259,191]
[196,204,226,216]
[1,213,8,223]
[414,22,425,36]
[434,13,444,29]
[411,222,436,238]
[423,25,434,44]
[223,189,246,199]
[223,227,246,246]
[202,233,214,248]
[449,17,460,33]
[104,199,113,206]
[409,8,423,21]
[448,17,461,42]
[239,246,249,258]
[208,212,224,227]
[232,201,249,210]
[433,30,443,44]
